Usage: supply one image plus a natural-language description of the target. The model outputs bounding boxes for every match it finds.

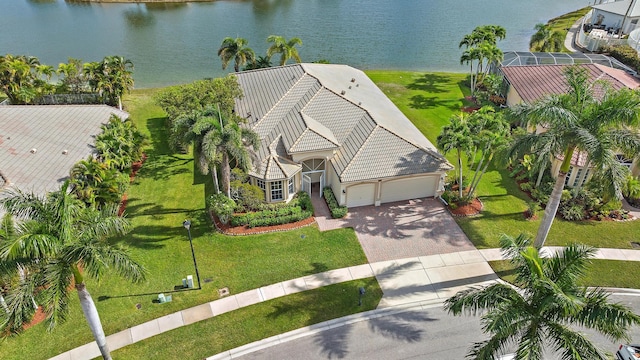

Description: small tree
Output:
[437,113,474,198]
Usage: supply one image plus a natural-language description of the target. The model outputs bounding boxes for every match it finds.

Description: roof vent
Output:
[30,148,37,154]
[358,102,362,106]
[341,90,346,95]
[351,78,356,82]
[356,84,359,87]
[348,86,352,89]
[62,150,68,155]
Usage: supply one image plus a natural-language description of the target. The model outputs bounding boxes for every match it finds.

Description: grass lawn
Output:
[366,71,640,250]
[112,278,382,359]
[544,7,591,52]
[0,89,369,360]
[490,259,640,289]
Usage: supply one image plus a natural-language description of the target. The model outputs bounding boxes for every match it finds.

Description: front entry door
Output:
[303,174,311,196]
[319,173,325,198]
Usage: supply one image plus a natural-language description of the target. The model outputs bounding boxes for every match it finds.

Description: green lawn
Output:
[490,259,640,289]
[112,278,382,359]
[544,7,591,52]
[366,71,640,250]
[0,90,369,360]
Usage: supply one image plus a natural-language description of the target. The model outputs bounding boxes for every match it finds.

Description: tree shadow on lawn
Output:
[406,73,452,93]
[409,94,462,111]
[124,196,197,217]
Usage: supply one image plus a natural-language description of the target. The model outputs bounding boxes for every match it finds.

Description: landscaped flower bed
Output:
[323,187,348,218]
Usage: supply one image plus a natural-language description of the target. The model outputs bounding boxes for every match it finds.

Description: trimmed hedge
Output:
[230,192,314,228]
[323,187,348,218]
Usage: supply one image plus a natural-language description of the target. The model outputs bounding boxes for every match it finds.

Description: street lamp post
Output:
[182,220,201,290]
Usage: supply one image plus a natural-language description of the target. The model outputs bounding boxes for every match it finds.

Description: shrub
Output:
[208,194,236,224]
[602,45,640,73]
[323,187,348,218]
[525,201,540,219]
[519,182,533,192]
[229,192,313,227]
[230,180,264,211]
[296,191,313,212]
[560,204,585,221]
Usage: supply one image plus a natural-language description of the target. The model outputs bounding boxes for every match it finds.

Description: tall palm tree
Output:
[217,37,256,72]
[530,23,565,52]
[173,106,260,198]
[509,66,640,247]
[0,183,146,360]
[459,25,506,94]
[445,233,640,360]
[266,35,303,66]
[437,112,475,198]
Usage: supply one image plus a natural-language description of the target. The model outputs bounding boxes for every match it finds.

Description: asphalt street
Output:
[235,293,640,360]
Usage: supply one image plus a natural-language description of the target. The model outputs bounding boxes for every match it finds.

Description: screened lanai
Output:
[499,51,637,76]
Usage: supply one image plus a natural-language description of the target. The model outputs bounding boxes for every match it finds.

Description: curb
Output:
[206,299,446,360]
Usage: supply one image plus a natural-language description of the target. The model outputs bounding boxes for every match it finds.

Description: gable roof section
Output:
[234,64,452,183]
[0,105,129,196]
[501,63,640,104]
[250,136,301,181]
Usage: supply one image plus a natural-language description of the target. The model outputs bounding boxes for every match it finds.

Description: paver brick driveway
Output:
[315,197,476,262]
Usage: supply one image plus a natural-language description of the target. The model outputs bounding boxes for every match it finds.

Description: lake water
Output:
[1,0,590,88]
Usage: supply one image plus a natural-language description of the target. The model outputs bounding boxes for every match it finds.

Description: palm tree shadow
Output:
[406,73,451,93]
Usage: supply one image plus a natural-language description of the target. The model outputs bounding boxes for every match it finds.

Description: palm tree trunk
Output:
[77,282,111,360]
[117,96,122,111]
[222,153,231,198]
[0,294,9,313]
[211,166,220,194]
[469,152,493,196]
[535,164,545,188]
[534,147,574,248]
[457,148,463,198]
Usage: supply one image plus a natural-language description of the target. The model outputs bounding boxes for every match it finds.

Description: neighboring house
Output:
[578,0,640,52]
[590,0,640,35]
[234,64,453,207]
[0,105,129,199]
[497,54,640,184]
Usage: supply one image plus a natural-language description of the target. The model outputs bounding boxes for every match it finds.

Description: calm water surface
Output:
[1,0,589,87]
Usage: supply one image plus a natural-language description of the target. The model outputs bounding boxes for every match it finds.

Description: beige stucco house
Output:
[233,64,452,207]
[498,55,640,185]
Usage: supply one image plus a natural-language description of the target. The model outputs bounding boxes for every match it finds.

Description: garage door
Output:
[346,183,375,207]
[380,176,437,204]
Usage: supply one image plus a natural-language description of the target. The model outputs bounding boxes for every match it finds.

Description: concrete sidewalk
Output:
[50,247,640,360]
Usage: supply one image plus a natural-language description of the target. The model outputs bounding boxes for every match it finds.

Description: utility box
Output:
[186,275,194,289]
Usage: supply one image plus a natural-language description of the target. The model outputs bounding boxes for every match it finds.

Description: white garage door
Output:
[381,176,437,204]
[346,183,375,208]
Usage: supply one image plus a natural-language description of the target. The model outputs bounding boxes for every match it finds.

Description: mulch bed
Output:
[22,306,46,330]
[211,212,316,236]
[461,106,481,113]
[448,198,483,217]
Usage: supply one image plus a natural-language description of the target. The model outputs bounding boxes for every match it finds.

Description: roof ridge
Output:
[251,71,308,131]
[288,128,310,152]
[299,112,340,146]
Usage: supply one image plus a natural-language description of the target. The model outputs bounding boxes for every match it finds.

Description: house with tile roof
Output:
[234,63,452,207]
[498,54,640,185]
[0,105,129,198]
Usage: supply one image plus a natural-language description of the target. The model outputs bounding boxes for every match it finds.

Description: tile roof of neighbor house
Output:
[0,105,129,196]
[234,64,452,183]
[501,63,640,104]
[592,0,640,17]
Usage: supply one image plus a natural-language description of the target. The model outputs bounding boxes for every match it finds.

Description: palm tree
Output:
[437,112,475,198]
[509,66,640,247]
[243,55,272,71]
[0,183,146,360]
[266,35,303,66]
[172,106,260,198]
[530,23,565,52]
[466,106,510,197]
[69,155,128,209]
[94,115,147,173]
[217,37,256,72]
[84,56,134,110]
[445,233,640,360]
[459,25,506,94]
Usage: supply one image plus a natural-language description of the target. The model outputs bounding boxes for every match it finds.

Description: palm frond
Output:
[444,282,521,316]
